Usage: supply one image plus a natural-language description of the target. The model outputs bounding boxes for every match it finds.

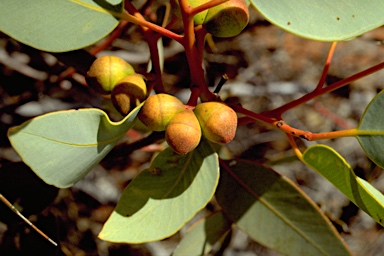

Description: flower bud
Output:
[203,0,249,38]
[86,55,135,94]
[138,94,185,131]
[166,109,202,155]
[111,74,147,115]
[194,102,237,143]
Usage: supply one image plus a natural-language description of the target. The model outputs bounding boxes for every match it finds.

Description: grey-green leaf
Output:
[98,139,219,243]
[357,90,384,168]
[216,160,352,256]
[0,0,122,52]
[8,107,140,188]
[251,0,384,41]
[303,144,384,227]
[173,211,232,256]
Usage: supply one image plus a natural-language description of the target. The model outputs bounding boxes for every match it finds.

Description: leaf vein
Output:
[20,131,122,147]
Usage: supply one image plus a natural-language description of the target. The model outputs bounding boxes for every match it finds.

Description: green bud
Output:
[111,74,147,116]
[166,109,202,155]
[194,102,237,143]
[138,94,185,131]
[203,0,249,38]
[86,55,135,94]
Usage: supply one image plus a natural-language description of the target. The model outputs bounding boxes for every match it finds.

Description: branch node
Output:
[276,120,285,127]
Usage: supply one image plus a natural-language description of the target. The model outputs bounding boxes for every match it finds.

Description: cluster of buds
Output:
[86,52,238,155]
[138,94,237,155]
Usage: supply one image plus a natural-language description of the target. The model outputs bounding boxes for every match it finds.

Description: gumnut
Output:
[166,109,202,155]
[203,0,249,38]
[111,74,147,116]
[86,55,135,94]
[194,102,237,143]
[170,0,208,25]
[138,94,185,131]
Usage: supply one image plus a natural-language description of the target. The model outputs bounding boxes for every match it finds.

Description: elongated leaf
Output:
[357,90,384,168]
[251,0,384,41]
[303,144,384,227]
[173,211,232,256]
[8,106,140,188]
[99,139,219,243]
[216,160,352,256]
[0,0,122,52]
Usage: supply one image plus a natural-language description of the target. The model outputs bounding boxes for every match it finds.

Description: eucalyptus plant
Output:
[1,0,384,255]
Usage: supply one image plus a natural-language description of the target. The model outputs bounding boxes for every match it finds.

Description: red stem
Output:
[123,2,183,43]
[123,0,215,101]
[276,123,358,141]
[123,1,169,93]
[234,104,372,141]
[144,30,166,93]
[231,104,277,126]
[195,25,208,66]
[151,16,181,42]
[187,87,201,106]
[315,42,337,91]
[265,61,384,117]
[178,0,215,102]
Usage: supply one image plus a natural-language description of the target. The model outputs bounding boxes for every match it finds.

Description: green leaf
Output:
[303,144,384,227]
[0,0,122,52]
[216,160,352,256]
[250,0,384,41]
[357,90,384,168]
[172,211,232,256]
[98,139,219,243]
[8,106,140,188]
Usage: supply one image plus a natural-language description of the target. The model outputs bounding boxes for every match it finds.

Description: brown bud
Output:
[166,109,202,155]
[138,94,185,131]
[194,102,237,143]
[86,55,135,94]
[203,0,249,38]
[111,74,147,115]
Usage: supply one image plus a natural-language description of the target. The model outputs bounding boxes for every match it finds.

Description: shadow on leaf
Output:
[114,139,215,218]
[216,160,281,223]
